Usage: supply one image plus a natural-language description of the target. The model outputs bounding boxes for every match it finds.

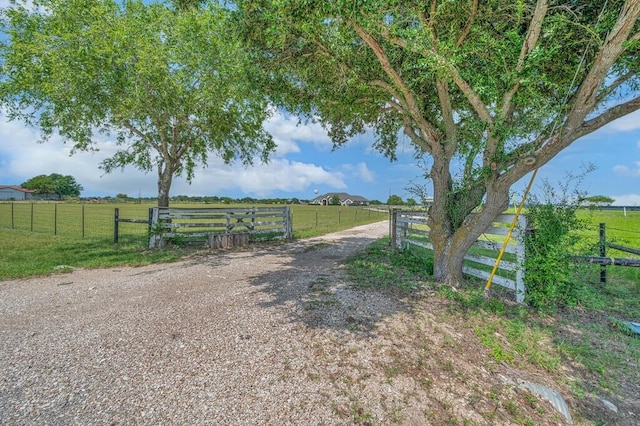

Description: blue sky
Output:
[1,108,639,204]
[1,1,639,205]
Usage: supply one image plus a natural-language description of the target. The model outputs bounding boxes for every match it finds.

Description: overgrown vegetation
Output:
[523,173,593,312]
[343,233,640,425]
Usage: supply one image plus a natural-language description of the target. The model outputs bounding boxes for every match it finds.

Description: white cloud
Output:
[340,162,375,183]
[356,162,375,182]
[611,194,640,206]
[263,110,332,156]
[606,110,640,132]
[612,161,640,178]
[0,113,346,197]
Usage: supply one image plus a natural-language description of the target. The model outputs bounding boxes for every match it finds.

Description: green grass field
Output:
[0,202,388,279]
[1,203,638,282]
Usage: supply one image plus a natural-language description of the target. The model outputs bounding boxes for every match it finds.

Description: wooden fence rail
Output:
[148,207,292,248]
[391,210,527,304]
[571,222,640,283]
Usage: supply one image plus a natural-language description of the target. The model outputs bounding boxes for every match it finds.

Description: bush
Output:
[522,169,592,312]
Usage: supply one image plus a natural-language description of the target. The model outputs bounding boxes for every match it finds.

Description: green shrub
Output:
[523,170,592,312]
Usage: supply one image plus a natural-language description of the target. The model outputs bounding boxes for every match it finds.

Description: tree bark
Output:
[157,162,174,208]
[430,171,511,286]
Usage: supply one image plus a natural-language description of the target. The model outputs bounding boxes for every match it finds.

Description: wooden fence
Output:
[391,210,527,304]
[572,222,640,283]
[148,207,292,248]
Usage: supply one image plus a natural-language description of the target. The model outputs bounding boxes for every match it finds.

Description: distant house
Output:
[310,192,370,206]
[0,185,36,201]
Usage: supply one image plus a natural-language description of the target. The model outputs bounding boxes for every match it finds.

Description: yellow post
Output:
[483,168,538,298]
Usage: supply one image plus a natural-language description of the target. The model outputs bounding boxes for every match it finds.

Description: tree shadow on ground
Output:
[243,233,411,336]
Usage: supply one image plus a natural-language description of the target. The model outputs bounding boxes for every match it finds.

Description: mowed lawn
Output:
[0,203,388,280]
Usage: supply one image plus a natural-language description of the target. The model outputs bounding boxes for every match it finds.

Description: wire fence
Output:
[0,202,150,243]
[0,202,390,244]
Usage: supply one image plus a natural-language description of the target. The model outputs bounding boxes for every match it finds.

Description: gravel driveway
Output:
[1,221,405,425]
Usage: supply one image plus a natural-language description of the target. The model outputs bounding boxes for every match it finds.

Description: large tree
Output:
[1,0,274,207]
[239,0,640,285]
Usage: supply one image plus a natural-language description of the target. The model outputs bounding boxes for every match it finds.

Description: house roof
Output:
[311,192,369,203]
[0,185,36,193]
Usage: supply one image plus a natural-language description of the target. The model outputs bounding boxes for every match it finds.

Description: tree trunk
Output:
[157,163,174,208]
[429,176,510,286]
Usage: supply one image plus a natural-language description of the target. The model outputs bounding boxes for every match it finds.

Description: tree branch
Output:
[402,116,431,153]
[378,27,493,125]
[563,0,640,135]
[573,96,640,140]
[371,79,408,110]
[501,0,548,122]
[442,60,493,124]
[436,78,457,157]
[352,23,440,145]
[455,0,478,48]
[596,69,636,103]
[122,121,162,153]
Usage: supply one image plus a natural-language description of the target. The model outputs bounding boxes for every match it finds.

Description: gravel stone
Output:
[1,222,394,425]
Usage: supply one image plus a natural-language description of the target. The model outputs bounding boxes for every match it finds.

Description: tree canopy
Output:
[580,195,616,206]
[387,194,404,206]
[1,0,274,207]
[238,0,640,284]
[22,173,83,198]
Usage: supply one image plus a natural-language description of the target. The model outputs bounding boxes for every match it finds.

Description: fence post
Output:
[114,207,119,243]
[390,209,398,250]
[599,223,607,283]
[315,209,318,228]
[515,215,528,304]
[148,207,153,236]
[11,202,14,229]
[148,207,160,248]
[30,203,34,232]
[338,209,341,224]
[82,203,85,238]
[284,206,293,240]
[54,203,58,236]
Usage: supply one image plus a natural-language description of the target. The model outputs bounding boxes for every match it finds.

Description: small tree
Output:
[1,0,274,207]
[329,195,342,206]
[523,171,592,312]
[579,195,615,208]
[387,194,404,206]
[49,174,83,198]
[21,173,82,198]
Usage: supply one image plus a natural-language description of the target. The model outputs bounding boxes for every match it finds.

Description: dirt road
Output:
[0,220,574,425]
[1,221,399,424]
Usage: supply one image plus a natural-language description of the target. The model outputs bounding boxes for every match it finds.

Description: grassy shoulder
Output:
[0,229,187,280]
[0,215,389,280]
[344,238,640,425]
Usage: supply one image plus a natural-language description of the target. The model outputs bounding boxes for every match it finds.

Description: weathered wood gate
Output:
[148,207,292,248]
[391,210,527,304]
